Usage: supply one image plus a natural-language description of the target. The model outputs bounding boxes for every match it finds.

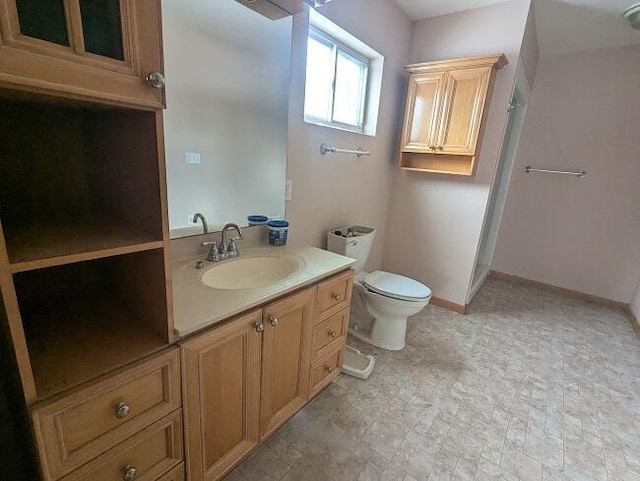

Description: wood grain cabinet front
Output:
[59,410,183,481]
[260,287,315,439]
[0,0,165,108]
[32,348,181,481]
[181,310,262,481]
[316,270,354,321]
[399,54,507,175]
[309,346,344,398]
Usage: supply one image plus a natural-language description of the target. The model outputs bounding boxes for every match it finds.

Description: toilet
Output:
[327,226,431,351]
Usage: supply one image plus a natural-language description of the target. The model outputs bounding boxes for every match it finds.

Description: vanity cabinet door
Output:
[436,66,491,156]
[260,287,315,439]
[0,0,165,108]
[181,310,262,481]
[400,72,447,153]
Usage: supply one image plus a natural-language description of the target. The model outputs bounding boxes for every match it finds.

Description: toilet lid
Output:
[362,271,431,302]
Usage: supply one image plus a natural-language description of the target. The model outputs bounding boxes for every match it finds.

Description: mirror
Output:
[162,0,292,239]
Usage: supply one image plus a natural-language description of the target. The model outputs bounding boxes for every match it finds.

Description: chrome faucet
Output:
[201,223,244,263]
[221,223,244,259]
[193,213,208,234]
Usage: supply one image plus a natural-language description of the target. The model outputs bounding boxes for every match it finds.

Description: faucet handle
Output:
[202,241,221,262]
[228,239,240,258]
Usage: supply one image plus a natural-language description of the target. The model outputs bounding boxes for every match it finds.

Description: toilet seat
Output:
[362,270,431,302]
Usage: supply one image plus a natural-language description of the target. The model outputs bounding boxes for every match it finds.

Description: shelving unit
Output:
[0,90,173,404]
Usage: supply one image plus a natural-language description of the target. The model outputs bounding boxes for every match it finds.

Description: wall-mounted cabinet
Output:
[400,54,507,176]
[0,0,165,108]
[233,0,306,20]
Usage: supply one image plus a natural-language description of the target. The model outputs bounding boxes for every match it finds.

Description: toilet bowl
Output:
[349,271,431,350]
[327,226,431,351]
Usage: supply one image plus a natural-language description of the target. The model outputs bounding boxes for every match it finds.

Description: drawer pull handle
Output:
[269,316,279,327]
[328,330,337,338]
[331,293,342,301]
[325,366,335,373]
[122,465,138,481]
[254,321,265,333]
[114,402,131,419]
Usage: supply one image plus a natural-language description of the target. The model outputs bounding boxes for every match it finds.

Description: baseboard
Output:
[626,306,640,340]
[431,296,467,314]
[489,271,628,310]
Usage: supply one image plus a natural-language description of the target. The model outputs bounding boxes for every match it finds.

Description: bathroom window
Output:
[304,28,369,132]
[304,11,384,136]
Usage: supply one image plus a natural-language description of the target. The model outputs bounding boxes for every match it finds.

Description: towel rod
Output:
[525,166,586,178]
[320,143,370,158]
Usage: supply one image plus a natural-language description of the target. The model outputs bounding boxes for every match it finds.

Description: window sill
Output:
[304,117,374,137]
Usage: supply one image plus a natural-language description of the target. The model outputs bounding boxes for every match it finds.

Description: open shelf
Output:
[400,152,476,176]
[6,220,164,273]
[0,93,165,267]
[13,249,169,400]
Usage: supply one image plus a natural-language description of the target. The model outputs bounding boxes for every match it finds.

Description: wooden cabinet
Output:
[400,54,507,175]
[181,271,352,481]
[0,0,165,108]
[233,0,306,20]
[182,310,262,481]
[260,288,314,439]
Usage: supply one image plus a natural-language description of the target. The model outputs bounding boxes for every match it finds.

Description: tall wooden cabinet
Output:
[0,0,165,108]
[400,54,507,175]
[0,1,176,480]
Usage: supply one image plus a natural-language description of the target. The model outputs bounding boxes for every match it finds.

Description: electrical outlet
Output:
[185,152,201,164]
[187,214,198,225]
[285,179,292,201]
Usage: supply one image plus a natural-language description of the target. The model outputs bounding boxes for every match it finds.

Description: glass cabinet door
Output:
[15,0,70,46]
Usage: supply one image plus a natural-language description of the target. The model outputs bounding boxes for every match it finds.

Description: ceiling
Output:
[389,0,509,19]
[390,0,640,56]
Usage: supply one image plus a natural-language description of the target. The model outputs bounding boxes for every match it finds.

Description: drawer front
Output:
[157,463,184,481]
[316,270,353,321]
[309,346,344,398]
[312,309,349,360]
[33,348,181,481]
[60,411,183,481]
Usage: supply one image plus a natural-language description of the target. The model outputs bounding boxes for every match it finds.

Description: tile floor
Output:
[224,278,640,481]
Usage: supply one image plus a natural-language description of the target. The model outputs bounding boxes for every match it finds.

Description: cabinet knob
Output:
[429,145,436,150]
[325,366,335,373]
[331,293,341,301]
[145,71,166,89]
[122,465,138,481]
[437,146,444,150]
[269,316,279,327]
[328,330,337,338]
[114,402,131,419]
[254,321,265,333]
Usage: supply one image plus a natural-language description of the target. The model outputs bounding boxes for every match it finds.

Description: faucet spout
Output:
[221,223,243,245]
[221,223,244,258]
[193,213,208,234]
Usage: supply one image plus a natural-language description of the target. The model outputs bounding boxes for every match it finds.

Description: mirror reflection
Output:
[162,0,292,239]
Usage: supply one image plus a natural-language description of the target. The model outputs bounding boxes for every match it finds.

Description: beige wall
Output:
[285,0,412,271]
[632,280,640,318]
[493,46,640,303]
[520,6,540,85]
[382,0,532,305]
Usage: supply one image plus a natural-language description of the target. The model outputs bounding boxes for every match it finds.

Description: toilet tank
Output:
[327,226,376,273]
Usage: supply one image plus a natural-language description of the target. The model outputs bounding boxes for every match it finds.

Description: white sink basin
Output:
[201,256,299,290]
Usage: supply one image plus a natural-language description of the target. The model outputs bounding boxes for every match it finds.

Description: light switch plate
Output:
[185,152,201,164]
[285,179,292,201]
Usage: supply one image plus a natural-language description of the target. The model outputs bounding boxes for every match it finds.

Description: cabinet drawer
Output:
[308,346,344,398]
[60,411,183,481]
[312,309,349,360]
[316,270,353,321]
[33,349,181,481]
[157,463,184,481]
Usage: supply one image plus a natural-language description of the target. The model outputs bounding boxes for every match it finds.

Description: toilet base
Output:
[348,325,406,351]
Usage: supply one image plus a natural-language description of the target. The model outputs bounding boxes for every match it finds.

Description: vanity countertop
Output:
[172,244,356,337]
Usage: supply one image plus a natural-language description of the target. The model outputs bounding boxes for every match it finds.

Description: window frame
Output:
[304,26,370,134]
